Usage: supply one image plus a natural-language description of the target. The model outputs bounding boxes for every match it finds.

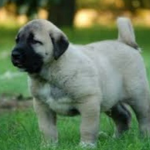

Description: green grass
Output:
[0,25,150,150]
[1,110,150,150]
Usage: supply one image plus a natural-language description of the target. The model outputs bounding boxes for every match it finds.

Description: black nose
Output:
[11,51,22,60]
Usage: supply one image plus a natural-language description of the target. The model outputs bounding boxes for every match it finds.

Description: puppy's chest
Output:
[32,83,74,115]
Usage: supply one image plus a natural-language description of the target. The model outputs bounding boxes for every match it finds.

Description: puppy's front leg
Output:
[77,96,100,148]
[33,99,58,147]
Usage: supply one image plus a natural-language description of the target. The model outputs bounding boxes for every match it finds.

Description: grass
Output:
[0,25,150,150]
[1,110,150,150]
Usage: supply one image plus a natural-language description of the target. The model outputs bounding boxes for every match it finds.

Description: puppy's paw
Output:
[79,141,96,149]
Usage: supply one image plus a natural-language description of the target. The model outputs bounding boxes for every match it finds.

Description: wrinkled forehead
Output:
[17,22,45,39]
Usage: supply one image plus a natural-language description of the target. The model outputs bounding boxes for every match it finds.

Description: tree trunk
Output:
[47,0,76,27]
[123,0,135,12]
[139,0,150,8]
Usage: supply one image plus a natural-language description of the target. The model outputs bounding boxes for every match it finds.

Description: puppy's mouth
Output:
[12,59,24,69]
[12,59,43,73]
[11,51,43,74]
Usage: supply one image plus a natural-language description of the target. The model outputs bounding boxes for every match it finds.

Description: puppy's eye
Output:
[30,39,43,45]
[15,37,19,43]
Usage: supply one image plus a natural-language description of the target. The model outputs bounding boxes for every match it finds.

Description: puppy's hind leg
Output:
[128,94,150,137]
[106,103,131,138]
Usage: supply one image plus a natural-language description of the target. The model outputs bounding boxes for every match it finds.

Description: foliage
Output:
[1,0,150,26]
[77,0,100,9]
[77,0,150,10]
[1,0,150,16]
[0,0,76,26]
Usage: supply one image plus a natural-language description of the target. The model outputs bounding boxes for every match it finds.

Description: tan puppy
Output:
[11,17,150,148]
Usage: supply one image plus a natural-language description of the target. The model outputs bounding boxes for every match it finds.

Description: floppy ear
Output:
[50,34,69,60]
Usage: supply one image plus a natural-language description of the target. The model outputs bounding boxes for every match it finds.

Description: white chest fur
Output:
[31,81,78,116]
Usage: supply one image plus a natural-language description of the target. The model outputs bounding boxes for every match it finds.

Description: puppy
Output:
[11,17,150,148]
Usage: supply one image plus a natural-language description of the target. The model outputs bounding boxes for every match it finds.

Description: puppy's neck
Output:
[29,44,83,84]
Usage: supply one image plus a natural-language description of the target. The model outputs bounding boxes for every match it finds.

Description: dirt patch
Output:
[0,94,33,114]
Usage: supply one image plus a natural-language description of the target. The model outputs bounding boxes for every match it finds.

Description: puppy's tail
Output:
[117,17,140,51]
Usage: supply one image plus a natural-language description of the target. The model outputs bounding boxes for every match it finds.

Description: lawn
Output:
[0,25,150,150]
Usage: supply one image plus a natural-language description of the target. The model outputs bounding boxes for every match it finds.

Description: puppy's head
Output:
[11,19,69,74]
